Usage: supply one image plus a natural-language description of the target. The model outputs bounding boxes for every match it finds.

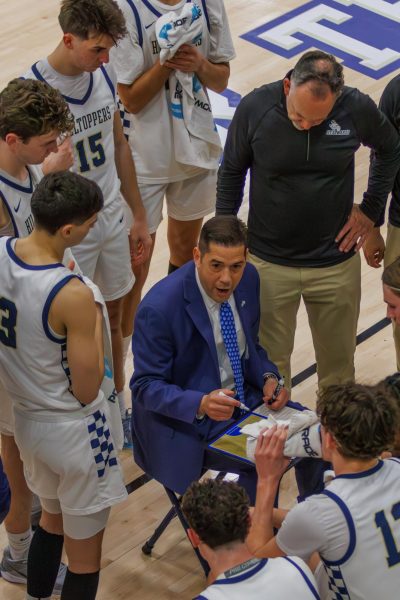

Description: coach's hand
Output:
[363,227,385,268]
[263,378,289,411]
[198,389,240,421]
[336,204,374,253]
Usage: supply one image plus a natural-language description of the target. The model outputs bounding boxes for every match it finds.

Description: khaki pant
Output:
[249,253,361,391]
[384,224,400,370]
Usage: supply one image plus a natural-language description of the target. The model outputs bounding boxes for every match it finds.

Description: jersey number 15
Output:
[76,132,106,173]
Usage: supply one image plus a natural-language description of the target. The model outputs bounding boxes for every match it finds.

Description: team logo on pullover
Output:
[326,119,350,136]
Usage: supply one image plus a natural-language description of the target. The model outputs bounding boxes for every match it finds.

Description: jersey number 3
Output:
[76,132,106,173]
[375,501,400,567]
[0,297,17,349]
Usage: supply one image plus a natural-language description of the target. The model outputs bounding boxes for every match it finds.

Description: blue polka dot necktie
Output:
[219,301,245,405]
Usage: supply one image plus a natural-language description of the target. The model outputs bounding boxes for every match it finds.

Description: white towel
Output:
[242,406,322,462]
[156,2,222,169]
[62,249,124,451]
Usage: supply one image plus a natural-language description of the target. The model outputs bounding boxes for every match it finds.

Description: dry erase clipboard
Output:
[208,410,270,465]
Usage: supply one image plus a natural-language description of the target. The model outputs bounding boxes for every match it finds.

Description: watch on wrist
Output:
[263,372,278,384]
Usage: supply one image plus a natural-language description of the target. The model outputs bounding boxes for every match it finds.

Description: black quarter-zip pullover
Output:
[216,78,400,268]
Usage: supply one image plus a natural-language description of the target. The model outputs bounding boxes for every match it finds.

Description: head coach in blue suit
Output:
[130,216,290,497]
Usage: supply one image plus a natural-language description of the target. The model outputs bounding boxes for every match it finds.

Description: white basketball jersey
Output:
[113,0,235,182]
[25,61,120,207]
[197,556,319,599]
[0,167,81,273]
[0,237,103,418]
[320,459,400,600]
[123,0,213,75]
[0,166,41,237]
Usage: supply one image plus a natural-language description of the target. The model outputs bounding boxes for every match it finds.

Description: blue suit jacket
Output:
[130,261,279,493]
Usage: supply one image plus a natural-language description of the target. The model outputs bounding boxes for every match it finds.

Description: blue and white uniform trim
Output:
[87,410,118,478]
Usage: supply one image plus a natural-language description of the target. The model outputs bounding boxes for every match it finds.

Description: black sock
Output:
[27,525,64,599]
[168,262,179,274]
[61,569,100,600]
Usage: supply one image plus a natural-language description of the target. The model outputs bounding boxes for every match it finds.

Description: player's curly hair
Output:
[0,78,74,142]
[59,0,127,44]
[382,257,400,297]
[379,372,400,406]
[182,479,250,550]
[316,383,399,459]
[376,373,400,455]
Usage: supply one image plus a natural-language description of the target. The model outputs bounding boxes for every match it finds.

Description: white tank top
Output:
[113,0,235,182]
[320,459,400,600]
[198,556,319,599]
[25,60,120,207]
[0,166,41,237]
[0,237,103,419]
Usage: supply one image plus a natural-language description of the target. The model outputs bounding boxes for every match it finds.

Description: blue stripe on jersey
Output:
[125,0,144,47]
[199,0,210,33]
[0,169,33,194]
[283,557,320,599]
[133,0,201,46]
[334,459,383,480]
[30,62,94,105]
[42,275,81,343]
[139,0,192,19]
[0,191,19,237]
[139,0,162,18]
[209,559,268,585]
[100,66,115,98]
[6,238,64,271]
[322,490,356,566]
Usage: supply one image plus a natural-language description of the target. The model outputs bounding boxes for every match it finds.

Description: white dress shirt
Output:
[195,270,246,390]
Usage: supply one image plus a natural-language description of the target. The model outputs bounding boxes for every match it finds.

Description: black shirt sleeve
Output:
[377,76,400,227]
[355,90,400,223]
[216,92,255,215]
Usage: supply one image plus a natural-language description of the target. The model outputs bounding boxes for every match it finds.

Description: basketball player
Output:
[0,77,74,589]
[378,373,400,457]
[0,78,74,238]
[247,383,400,600]
[111,0,235,361]
[182,479,319,599]
[25,0,152,442]
[0,171,127,600]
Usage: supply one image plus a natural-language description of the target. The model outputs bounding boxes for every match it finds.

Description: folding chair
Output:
[141,471,228,576]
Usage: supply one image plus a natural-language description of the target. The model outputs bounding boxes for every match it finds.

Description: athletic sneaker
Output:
[122,408,133,449]
[0,547,67,594]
